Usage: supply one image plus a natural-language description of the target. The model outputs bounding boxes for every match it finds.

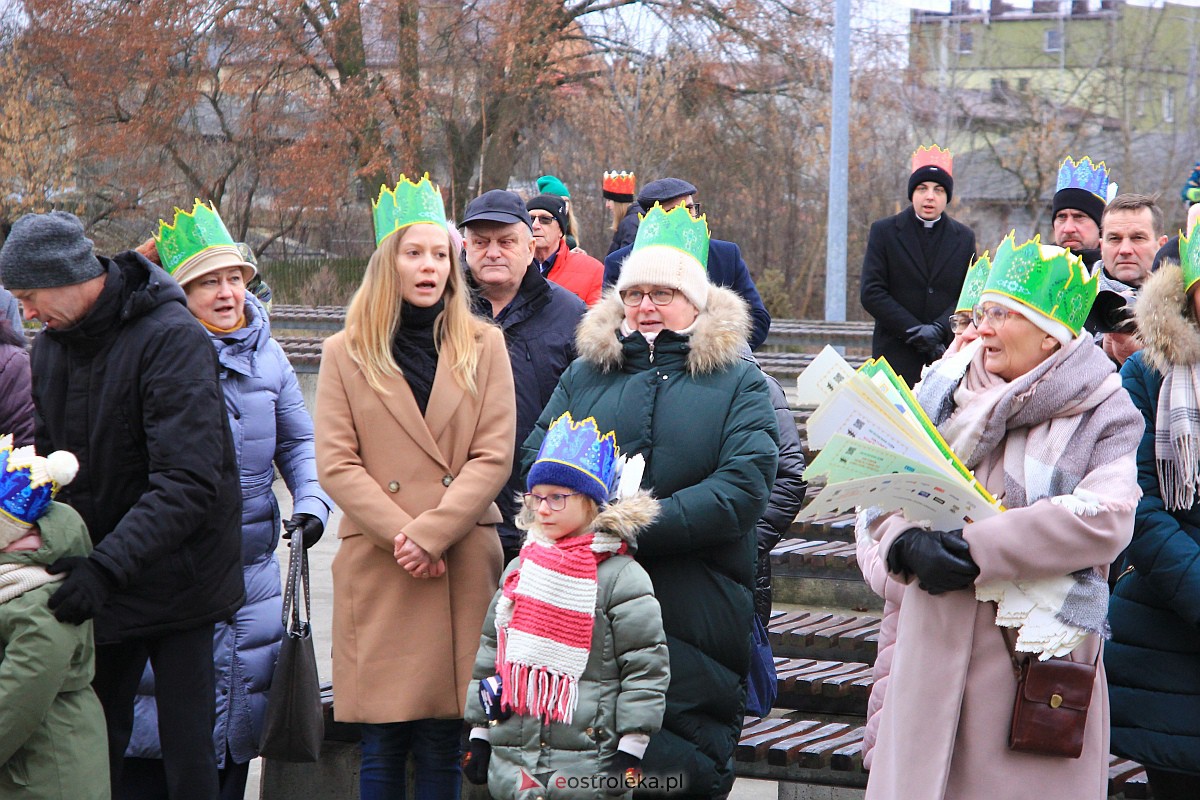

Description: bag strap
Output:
[281,534,312,636]
[993,602,1099,672]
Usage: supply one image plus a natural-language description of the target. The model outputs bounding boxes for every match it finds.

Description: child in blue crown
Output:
[462,412,670,799]
[0,435,109,800]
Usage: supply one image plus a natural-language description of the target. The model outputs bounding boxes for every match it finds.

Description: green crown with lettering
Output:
[956,251,991,313]
[153,200,237,275]
[983,232,1097,336]
[372,173,447,247]
[1179,222,1200,293]
[631,203,710,269]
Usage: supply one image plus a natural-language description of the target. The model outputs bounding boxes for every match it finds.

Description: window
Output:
[1018,78,1030,92]
[1164,88,1176,123]
[958,29,973,54]
[1044,28,1063,53]
[1135,87,1146,118]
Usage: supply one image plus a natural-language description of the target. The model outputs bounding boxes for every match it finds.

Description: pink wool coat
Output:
[854,531,903,772]
[315,326,515,724]
[864,445,1136,800]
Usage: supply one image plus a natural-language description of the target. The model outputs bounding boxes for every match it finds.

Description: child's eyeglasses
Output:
[522,491,580,511]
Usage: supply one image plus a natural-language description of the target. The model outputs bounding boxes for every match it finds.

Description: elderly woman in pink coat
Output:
[860,236,1141,799]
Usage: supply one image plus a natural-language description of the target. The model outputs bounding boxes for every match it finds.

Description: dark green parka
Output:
[0,502,108,800]
[522,286,778,797]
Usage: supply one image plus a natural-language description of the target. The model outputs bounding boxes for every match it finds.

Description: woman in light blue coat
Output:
[122,235,331,800]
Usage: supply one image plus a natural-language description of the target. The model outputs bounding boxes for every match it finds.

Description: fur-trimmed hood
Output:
[1135,261,1200,373]
[575,285,752,376]
[516,490,659,545]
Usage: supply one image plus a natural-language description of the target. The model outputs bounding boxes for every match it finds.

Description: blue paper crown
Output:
[0,439,61,527]
[1056,156,1109,200]
[528,412,619,505]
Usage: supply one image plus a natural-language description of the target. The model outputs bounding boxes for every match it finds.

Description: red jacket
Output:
[544,238,603,306]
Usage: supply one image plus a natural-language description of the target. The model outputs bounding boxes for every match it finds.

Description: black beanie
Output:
[908,165,953,203]
[1052,188,1105,229]
[526,194,568,234]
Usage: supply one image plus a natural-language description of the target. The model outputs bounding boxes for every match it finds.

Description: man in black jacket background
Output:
[0,211,243,800]
[860,146,977,387]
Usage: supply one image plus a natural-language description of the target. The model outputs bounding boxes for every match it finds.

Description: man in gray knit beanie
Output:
[0,212,106,330]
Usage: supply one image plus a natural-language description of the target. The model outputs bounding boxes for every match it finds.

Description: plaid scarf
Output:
[1155,364,1200,511]
[495,528,627,724]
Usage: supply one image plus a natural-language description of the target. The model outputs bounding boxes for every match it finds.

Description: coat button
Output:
[928,287,934,294]
[387,481,400,493]
[585,727,594,736]
[442,474,453,487]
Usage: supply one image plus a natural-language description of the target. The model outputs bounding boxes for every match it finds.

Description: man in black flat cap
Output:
[460,190,585,564]
[602,177,772,349]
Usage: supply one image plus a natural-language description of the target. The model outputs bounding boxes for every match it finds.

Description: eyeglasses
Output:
[620,288,677,306]
[971,304,1018,330]
[948,313,973,334]
[522,491,580,511]
[529,214,557,227]
[685,202,703,218]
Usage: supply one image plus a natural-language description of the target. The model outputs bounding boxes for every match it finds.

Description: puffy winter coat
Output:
[0,502,108,800]
[0,323,33,446]
[1109,262,1200,774]
[30,253,243,644]
[471,266,585,552]
[465,496,670,800]
[521,286,778,797]
[126,294,331,766]
[544,238,604,306]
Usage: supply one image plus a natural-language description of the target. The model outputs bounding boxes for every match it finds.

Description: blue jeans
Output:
[359,718,463,800]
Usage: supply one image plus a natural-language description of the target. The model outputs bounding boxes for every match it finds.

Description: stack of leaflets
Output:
[795,346,1003,530]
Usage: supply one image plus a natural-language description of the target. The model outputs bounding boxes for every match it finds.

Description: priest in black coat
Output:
[860,147,977,386]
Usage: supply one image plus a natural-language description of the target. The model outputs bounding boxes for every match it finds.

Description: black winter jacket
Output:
[606,201,641,256]
[31,253,243,644]
[471,264,585,550]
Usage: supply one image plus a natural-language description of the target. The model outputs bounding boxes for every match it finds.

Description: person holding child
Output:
[522,203,778,798]
[463,412,670,798]
[0,436,109,800]
[315,175,515,800]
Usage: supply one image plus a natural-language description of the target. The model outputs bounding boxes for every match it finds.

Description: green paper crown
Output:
[1180,221,1200,293]
[631,203,710,269]
[956,251,991,313]
[372,173,447,247]
[983,232,1097,336]
[154,200,238,275]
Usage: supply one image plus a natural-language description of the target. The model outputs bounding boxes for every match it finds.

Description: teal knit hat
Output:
[537,175,571,198]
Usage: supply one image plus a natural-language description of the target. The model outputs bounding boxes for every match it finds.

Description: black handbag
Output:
[259,535,324,762]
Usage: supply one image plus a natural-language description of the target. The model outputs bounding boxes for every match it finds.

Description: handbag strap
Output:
[281,534,312,635]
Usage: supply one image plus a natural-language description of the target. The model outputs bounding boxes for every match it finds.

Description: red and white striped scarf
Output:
[495,529,626,724]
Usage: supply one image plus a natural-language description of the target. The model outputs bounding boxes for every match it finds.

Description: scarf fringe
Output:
[499,661,580,725]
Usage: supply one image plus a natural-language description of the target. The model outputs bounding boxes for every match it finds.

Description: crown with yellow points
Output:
[631,203,710,269]
[1056,156,1109,200]
[527,412,620,506]
[372,173,447,247]
[153,200,240,276]
[603,170,636,202]
[1179,220,1200,294]
[982,233,1098,336]
[0,434,78,547]
[911,145,953,176]
[956,251,991,313]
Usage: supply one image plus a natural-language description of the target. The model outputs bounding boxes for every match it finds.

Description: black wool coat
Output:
[859,208,976,386]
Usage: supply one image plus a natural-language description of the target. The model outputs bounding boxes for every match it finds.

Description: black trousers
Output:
[96,623,219,800]
[1145,767,1200,800]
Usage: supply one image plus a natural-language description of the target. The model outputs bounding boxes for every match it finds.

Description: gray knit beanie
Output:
[0,211,105,290]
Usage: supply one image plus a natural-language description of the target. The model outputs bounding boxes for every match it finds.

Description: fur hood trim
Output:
[1136,261,1200,373]
[516,490,660,545]
[575,285,752,376]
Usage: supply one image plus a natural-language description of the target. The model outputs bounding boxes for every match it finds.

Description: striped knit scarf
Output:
[495,528,626,724]
[1154,363,1200,511]
[0,563,61,605]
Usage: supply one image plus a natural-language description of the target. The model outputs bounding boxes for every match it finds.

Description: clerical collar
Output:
[918,213,942,229]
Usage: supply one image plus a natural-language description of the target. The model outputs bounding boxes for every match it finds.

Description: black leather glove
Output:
[905,323,947,360]
[885,528,979,595]
[604,751,643,795]
[283,513,324,549]
[47,557,116,624]
[461,738,491,785]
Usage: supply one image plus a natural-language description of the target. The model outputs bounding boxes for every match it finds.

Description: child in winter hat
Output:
[463,413,670,798]
[0,435,110,799]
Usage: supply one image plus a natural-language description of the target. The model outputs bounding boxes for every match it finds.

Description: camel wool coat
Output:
[315,324,515,724]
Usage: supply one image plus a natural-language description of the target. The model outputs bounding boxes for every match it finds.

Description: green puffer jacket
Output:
[521,286,779,797]
[0,502,108,800]
[466,495,670,799]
